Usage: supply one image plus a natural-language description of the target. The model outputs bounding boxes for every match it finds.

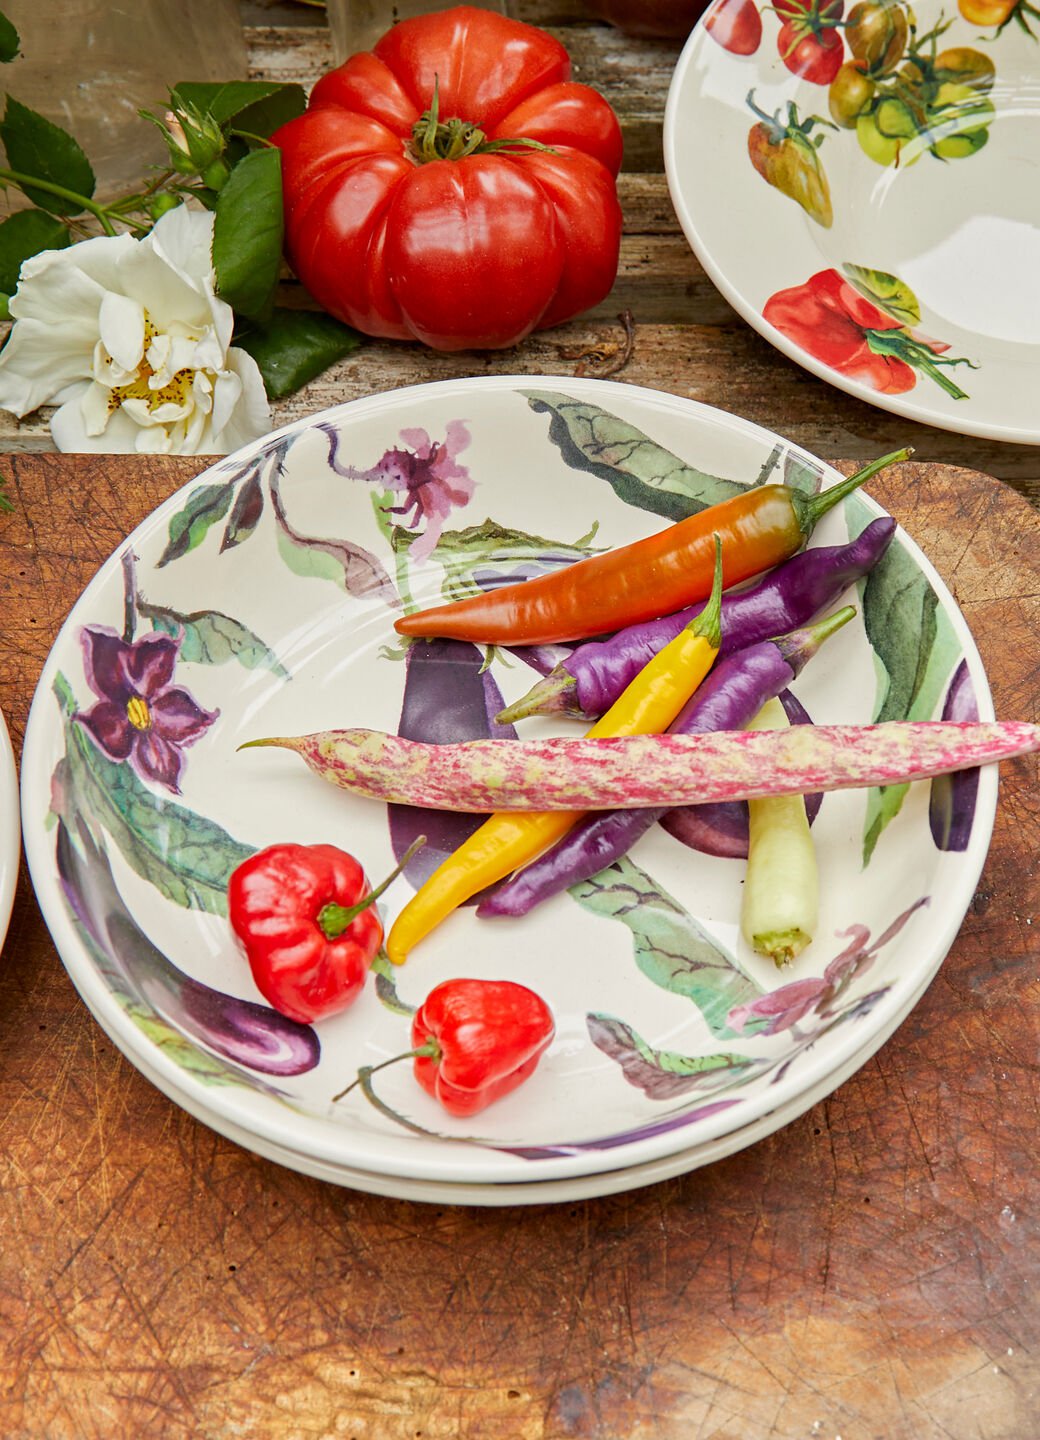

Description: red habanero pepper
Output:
[228,839,422,1023]
[393,448,907,645]
[334,979,555,1116]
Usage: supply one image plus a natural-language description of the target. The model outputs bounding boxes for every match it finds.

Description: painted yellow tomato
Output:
[957,0,1017,25]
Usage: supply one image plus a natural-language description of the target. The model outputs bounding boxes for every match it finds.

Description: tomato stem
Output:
[409,78,557,164]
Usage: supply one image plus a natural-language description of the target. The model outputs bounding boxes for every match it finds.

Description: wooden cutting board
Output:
[0,453,1037,1440]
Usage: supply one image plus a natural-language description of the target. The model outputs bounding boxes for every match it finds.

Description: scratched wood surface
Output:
[0,452,1037,1439]
[0,2,1036,502]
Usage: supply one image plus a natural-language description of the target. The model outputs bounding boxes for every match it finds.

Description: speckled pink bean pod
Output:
[244,721,1039,813]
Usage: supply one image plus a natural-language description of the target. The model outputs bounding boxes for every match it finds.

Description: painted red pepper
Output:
[228,840,421,1023]
[763,268,970,397]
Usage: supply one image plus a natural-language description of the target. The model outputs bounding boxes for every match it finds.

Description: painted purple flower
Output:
[727,898,929,1037]
[325,420,475,560]
[75,625,218,793]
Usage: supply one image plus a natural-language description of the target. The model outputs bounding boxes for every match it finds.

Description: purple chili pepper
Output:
[389,638,516,894]
[477,607,854,920]
[498,517,895,723]
[661,689,821,859]
[929,658,980,852]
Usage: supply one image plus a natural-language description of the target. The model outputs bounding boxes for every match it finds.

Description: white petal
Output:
[208,369,242,437]
[213,347,272,451]
[51,392,141,452]
[91,337,137,388]
[145,205,215,286]
[119,240,211,334]
[145,399,193,424]
[15,231,135,300]
[0,318,96,417]
[145,331,172,379]
[80,381,114,438]
[98,291,145,373]
[134,423,174,454]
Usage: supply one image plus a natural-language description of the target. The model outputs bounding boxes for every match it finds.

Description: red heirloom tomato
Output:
[273,5,623,351]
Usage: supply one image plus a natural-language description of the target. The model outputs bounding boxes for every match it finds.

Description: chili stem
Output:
[317,835,426,938]
[332,1042,439,1103]
[801,447,912,529]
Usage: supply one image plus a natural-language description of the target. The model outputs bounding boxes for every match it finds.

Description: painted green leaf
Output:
[158,480,235,566]
[843,264,921,327]
[371,953,416,1016]
[587,1013,757,1100]
[856,522,961,862]
[271,470,399,607]
[0,209,69,294]
[212,146,283,322]
[426,517,603,604]
[55,680,253,915]
[523,390,746,520]
[139,601,289,679]
[221,468,264,550]
[569,856,763,1039]
[235,307,362,400]
[0,96,95,214]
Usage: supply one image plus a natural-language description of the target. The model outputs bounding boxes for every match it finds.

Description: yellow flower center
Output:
[126,696,151,731]
[107,314,196,414]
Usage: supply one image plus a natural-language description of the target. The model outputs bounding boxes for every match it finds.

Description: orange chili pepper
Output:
[394,448,909,645]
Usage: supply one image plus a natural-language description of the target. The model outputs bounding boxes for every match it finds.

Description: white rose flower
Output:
[0,205,271,455]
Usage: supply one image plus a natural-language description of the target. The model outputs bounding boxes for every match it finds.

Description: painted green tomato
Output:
[856,96,922,165]
[927,82,995,158]
[934,47,997,93]
[828,60,877,126]
[846,0,909,72]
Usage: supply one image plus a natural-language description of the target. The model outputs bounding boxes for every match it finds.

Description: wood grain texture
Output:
[0,453,1037,1439]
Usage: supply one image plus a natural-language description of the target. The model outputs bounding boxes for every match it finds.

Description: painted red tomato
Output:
[273,6,623,351]
[704,0,763,53]
[777,21,845,82]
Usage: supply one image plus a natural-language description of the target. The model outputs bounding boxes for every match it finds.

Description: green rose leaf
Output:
[158,479,236,567]
[587,1014,757,1100]
[0,96,96,214]
[235,307,362,401]
[0,9,19,62]
[523,390,747,521]
[570,855,763,1040]
[213,146,283,322]
[139,601,290,679]
[843,264,921,327]
[0,208,70,294]
[172,81,306,136]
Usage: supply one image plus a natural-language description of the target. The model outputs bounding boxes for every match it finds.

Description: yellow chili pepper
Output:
[385,537,726,965]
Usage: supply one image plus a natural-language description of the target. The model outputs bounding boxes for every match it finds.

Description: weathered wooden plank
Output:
[2,320,1035,500]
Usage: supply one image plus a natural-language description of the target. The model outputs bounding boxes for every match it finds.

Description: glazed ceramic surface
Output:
[664,0,1040,443]
[0,708,18,956]
[21,378,997,1190]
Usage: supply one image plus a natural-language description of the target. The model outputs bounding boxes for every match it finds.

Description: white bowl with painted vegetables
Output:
[19,378,1023,1200]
